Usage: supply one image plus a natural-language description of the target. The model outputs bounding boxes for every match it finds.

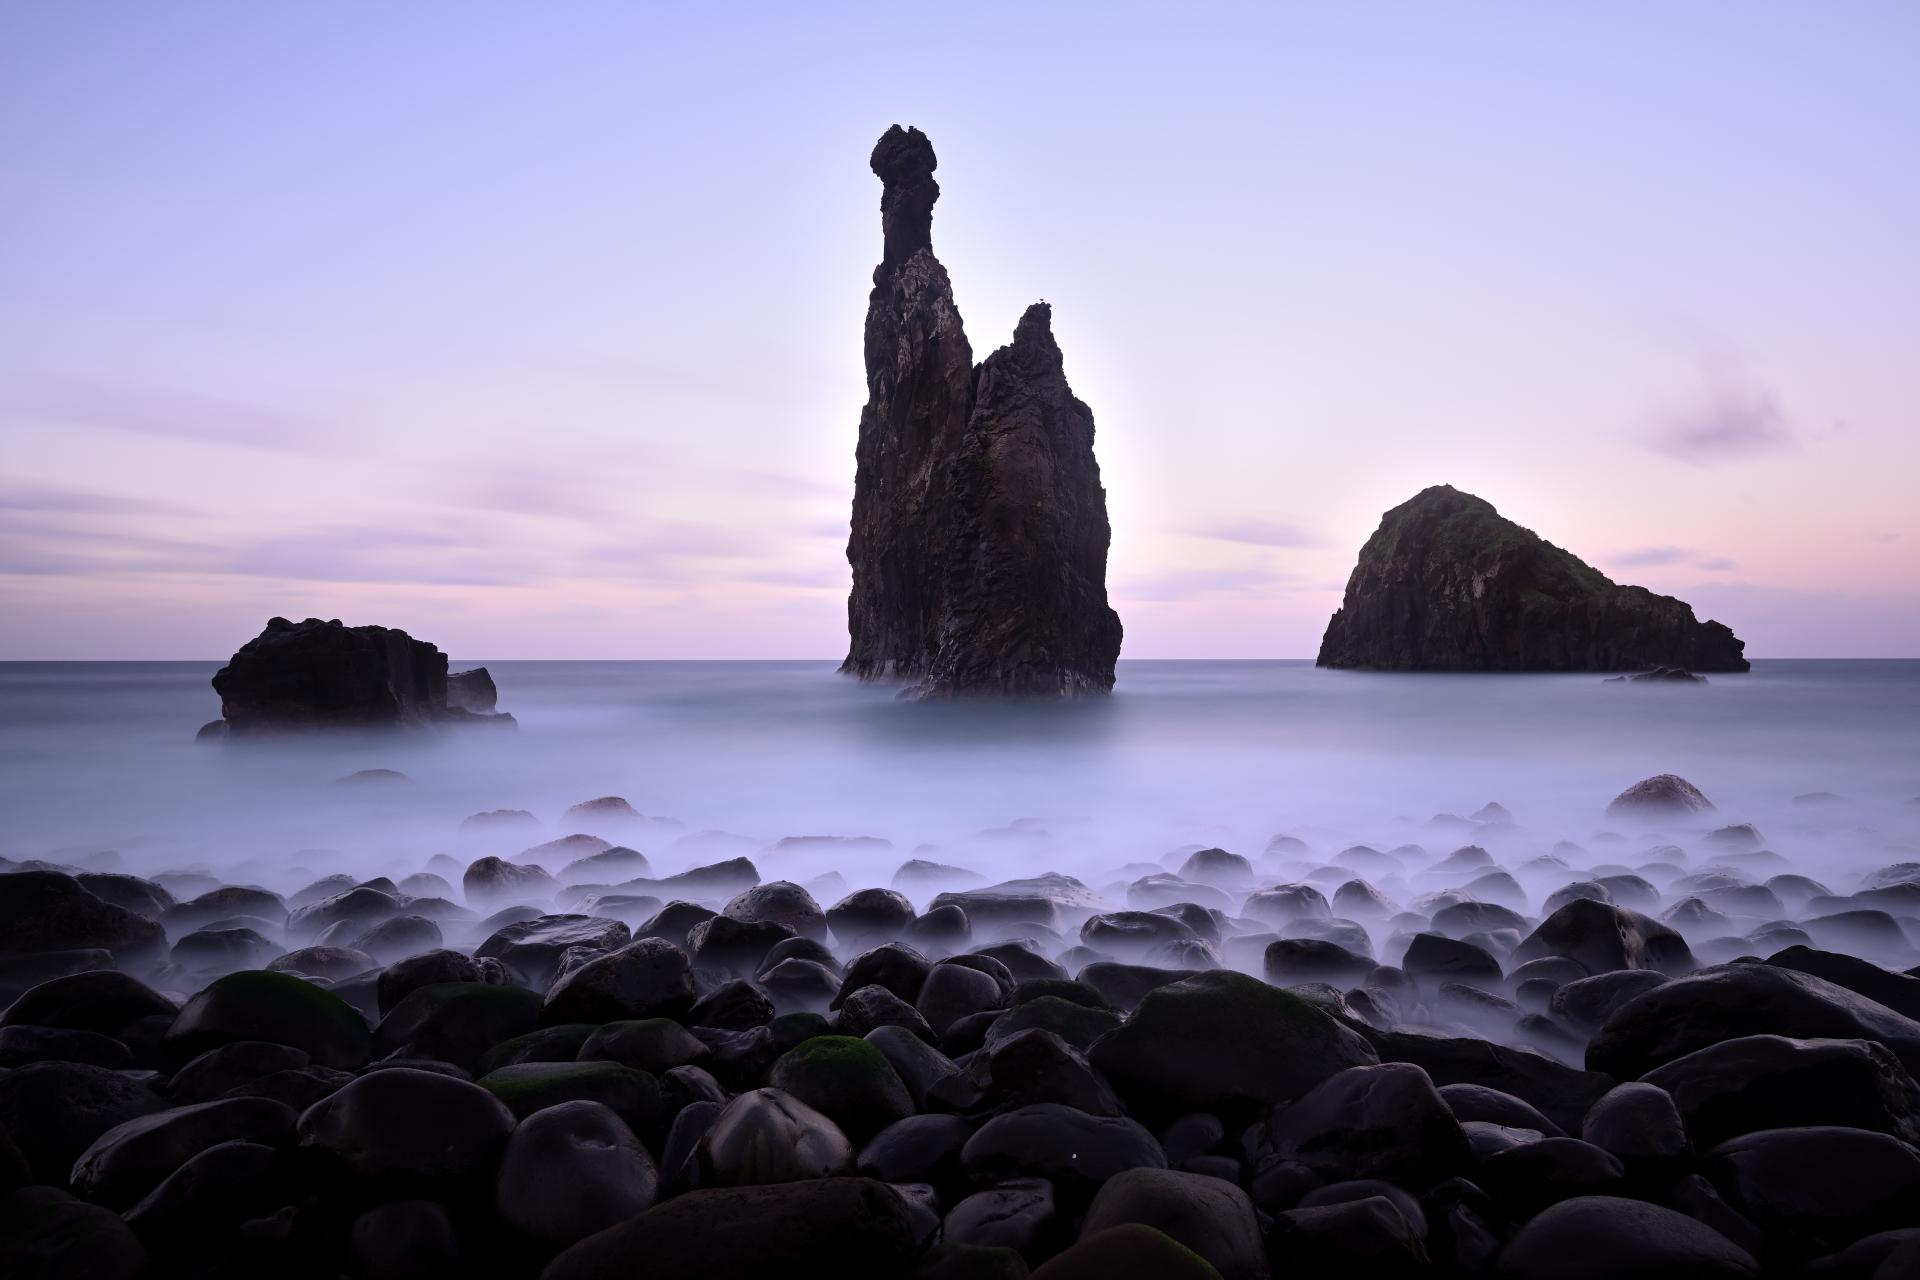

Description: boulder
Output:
[1031,1223,1224,1280]
[0,1061,163,1183]
[164,969,371,1069]
[540,1177,916,1279]
[69,1095,296,1209]
[1493,1195,1758,1278]
[0,871,165,961]
[1090,971,1377,1119]
[1256,1062,1468,1189]
[1078,1168,1268,1280]
[494,1100,656,1247]
[208,615,512,731]
[961,1103,1166,1198]
[1705,1126,1920,1250]
[1607,774,1717,820]
[767,1035,915,1143]
[0,1185,149,1280]
[1315,487,1747,672]
[1586,962,1920,1079]
[297,1067,515,1195]
[1643,1033,1920,1147]
[540,937,697,1025]
[1515,899,1696,977]
[697,1088,854,1186]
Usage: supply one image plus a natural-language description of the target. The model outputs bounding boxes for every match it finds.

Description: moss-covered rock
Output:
[164,970,371,1069]
[766,1034,914,1143]
[477,1061,664,1141]
[476,1023,597,1077]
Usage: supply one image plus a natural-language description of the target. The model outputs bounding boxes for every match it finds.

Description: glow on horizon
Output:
[2,3,1916,660]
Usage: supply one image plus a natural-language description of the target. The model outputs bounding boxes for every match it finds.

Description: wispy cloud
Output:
[0,377,340,453]
[1188,518,1324,549]
[1643,354,1797,465]
[0,484,196,517]
[1613,545,1736,573]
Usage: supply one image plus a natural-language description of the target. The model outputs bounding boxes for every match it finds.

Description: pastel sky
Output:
[3,3,1916,659]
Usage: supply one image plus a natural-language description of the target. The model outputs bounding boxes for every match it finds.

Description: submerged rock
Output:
[841,125,1122,698]
[206,616,513,733]
[1316,486,1748,672]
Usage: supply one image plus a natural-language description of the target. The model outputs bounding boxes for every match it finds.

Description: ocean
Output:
[2,660,1916,902]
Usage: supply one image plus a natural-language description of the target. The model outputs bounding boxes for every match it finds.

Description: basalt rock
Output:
[841,126,1122,698]
[206,616,512,733]
[1316,486,1748,672]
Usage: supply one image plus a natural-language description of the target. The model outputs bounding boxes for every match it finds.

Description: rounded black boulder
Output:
[540,1176,917,1280]
[0,871,166,962]
[1705,1125,1920,1251]
[1642,1032,1920,1147]
[478,1061,664,1141]
[70,1095,295,1209]
[767,1034,915,1143]
[0,1060,162,1183]
[1255,1062,1468,1189]
[960,1103,1166,1199]
[1586,962,1920,1079]
[540,937,696,1025]
[827,888,916,948]
[495,1100,657,1248]
[1078,1167,1268,1280]
[1030,1223,1225,1280]
[722,881,826,942]
[0,970,176,1035]
[1088,970,1377,1119]
[698,1087,854,1186]
[374,981,543,1073]
[1494,1195,1757,1278]
[1514,898,1696,977]
[298,1066,516,1198]
[164,969,371,1069]
[0,1184,149,1280]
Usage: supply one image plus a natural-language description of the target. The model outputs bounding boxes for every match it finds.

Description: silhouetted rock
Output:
[842,126,1122,698]
[206,616,514,733]
[1316,487,1748,672]
[1607,773,1717,820]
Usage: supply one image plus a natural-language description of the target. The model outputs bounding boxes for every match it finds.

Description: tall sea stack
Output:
[1317,485,1749,672]
[842,126,1122,698]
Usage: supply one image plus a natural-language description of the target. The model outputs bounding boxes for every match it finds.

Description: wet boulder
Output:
[373,982,542,1073]
[0,871,166,962]
[1031,1223,1224,1280]
[0,970,175,1036]
[826,888,916,948]
[0,1185,149,1280]
[767,1035,915,1142]
[723,881,826,942]
[299,1066,516,1197]
[1078,1168,1268,1280]
[374,948,508,1016]
[0,1061,163,1183]
[1705,1125,1920,1252]
[961,1103,1166,1200]
[1090,971,1377,1119]
[494,1100,657,1247]
[1494,1195,1758,1279]
[69,1095,296,1209]
[1255,1062,1469,1189]
[475,914,629,989]
[540,937,697,1025]
[698,1087,855,1186]
[462,857,559,908]
[1515,898,1696,977]
[164,969,371,1069]
[1586,962,1920,1079]
[540,1176,916,1279]
[1643,1033,1920,1146]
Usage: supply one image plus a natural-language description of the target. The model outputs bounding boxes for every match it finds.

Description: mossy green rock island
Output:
[1317,485,1749,672]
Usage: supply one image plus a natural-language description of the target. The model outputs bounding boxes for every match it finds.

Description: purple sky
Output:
[3,3,1916,659]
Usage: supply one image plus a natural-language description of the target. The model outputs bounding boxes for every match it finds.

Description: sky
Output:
[2,2,1916,660]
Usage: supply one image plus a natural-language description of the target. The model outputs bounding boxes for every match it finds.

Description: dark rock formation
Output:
[206,616,512,733]
[842,126,1122,698]
[1316,486,1748,672]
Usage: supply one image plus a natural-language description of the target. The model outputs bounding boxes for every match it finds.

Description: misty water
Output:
[4,660,1918,976]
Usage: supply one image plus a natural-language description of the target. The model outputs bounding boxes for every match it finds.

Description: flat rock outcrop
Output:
[1316,486,1748,672]
[842,126,1122,698]
[206,616,513,734]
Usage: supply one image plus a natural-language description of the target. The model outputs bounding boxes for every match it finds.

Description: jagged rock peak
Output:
[842,127,1122,699]
[871,124,939,270]
[1316,485,1748,673]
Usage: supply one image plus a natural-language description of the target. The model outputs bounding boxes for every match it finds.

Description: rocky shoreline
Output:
[3,775,1919,1278]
